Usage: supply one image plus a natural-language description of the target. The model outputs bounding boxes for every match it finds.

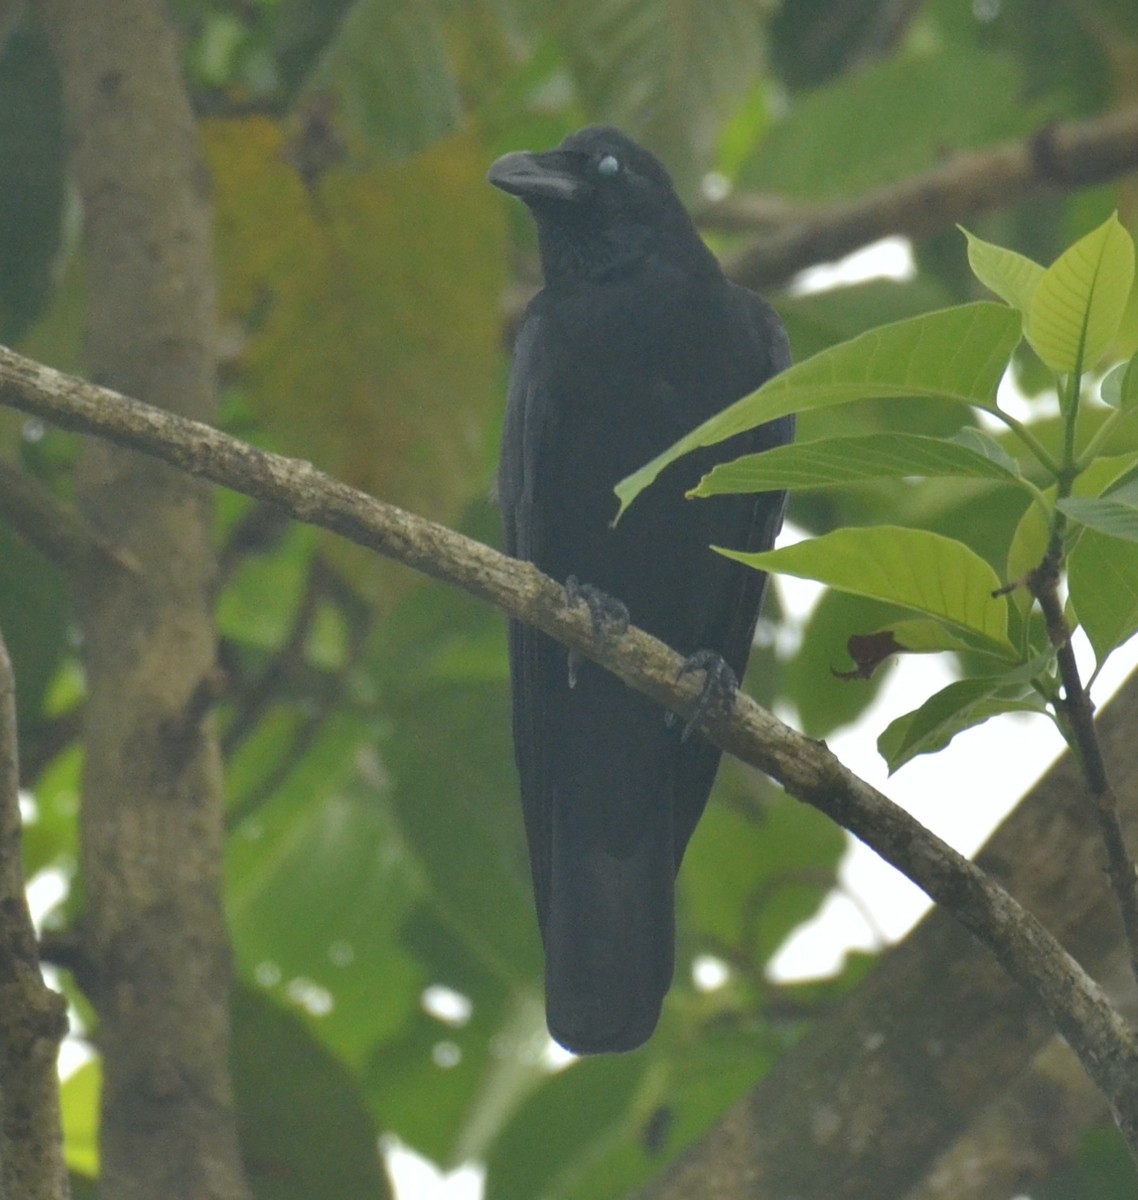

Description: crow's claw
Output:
[565,576,629,636]
[564,577,629,688]
[674,650,738,741]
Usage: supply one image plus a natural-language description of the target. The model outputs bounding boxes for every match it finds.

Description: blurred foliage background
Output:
[2,0,1138,1197]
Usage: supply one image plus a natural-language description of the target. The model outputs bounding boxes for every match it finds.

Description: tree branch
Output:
[644,672,1138,1200]
[2,342,1138,1160]
[0,627,69,1200]
[0,458,138,577]
[906,1031,1108,1200]
[699,102,1138,289]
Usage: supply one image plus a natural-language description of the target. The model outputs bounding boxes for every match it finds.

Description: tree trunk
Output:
[34,1,250,1196]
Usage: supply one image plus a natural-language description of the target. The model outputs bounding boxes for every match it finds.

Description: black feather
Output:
[490,126,793,1054]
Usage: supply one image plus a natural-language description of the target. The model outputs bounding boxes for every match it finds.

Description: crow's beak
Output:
[487,150,586,203]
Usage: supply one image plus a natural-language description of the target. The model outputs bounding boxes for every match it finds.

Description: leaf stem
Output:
[1076,403,1138,473]
[1030,550,1138,994]
[984,406,1062,477]
[1061,370,1083,486]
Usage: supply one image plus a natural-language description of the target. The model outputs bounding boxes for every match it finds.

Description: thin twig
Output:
[225,708,327,832]
[3,343,1138,1154]
[0,458,138,576]
[221,555,375,827]
[1031,553,1138,992]
[220,563,325,757]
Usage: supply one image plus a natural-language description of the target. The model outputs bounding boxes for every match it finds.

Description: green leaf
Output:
[962,227,1043,317]
[878,678,1044,772]
[231,984,392,1200]
[217,520,315,651]
[781,591,896,737]
[879,618,979,656]
[226,713,424,1064]
[368,926,547,1168]
[1106,477,1138,503]
[20,741,80,878]
[562,0,768,189]
[683,794,843,960]
[0,26,66,341]
[301,0,461,161]
[738,50,1041,202]
[1005,495,1052,618]
[777,276,958,362]
[1101,350,1138,408]
[949,427,1025,475]
[365,575,540,998]
[60,1060,99,1177]
[0,526,70,733]
[1036,1125,1138,1200]
[1027,213,1136,374]
[1068,529,1138,662]
[1073,454,1138,499]
[720,526,1014,654]
[615,303,1023,518]
[360,907,523,1164]
[484,1054,648,1200]
[483,1015,784,1200]
[445,991,554,1164]
[692,431,1022,496]
[1057,494,1138,543]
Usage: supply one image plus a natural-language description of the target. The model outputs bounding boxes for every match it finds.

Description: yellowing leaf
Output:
[204,117,504,600]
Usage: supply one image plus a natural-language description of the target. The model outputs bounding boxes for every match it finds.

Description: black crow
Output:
[489,126,792,1054]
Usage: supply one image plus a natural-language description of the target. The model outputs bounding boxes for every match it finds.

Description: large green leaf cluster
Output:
[622,216,1138,771]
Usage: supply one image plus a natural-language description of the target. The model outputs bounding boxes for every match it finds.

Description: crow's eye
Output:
[597,154,620,177]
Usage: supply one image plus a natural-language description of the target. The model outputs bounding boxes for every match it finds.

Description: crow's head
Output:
[488,126,716,283]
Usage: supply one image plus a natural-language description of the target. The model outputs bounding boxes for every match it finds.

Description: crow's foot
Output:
[672,650,738,741]
[565,577,629,688]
